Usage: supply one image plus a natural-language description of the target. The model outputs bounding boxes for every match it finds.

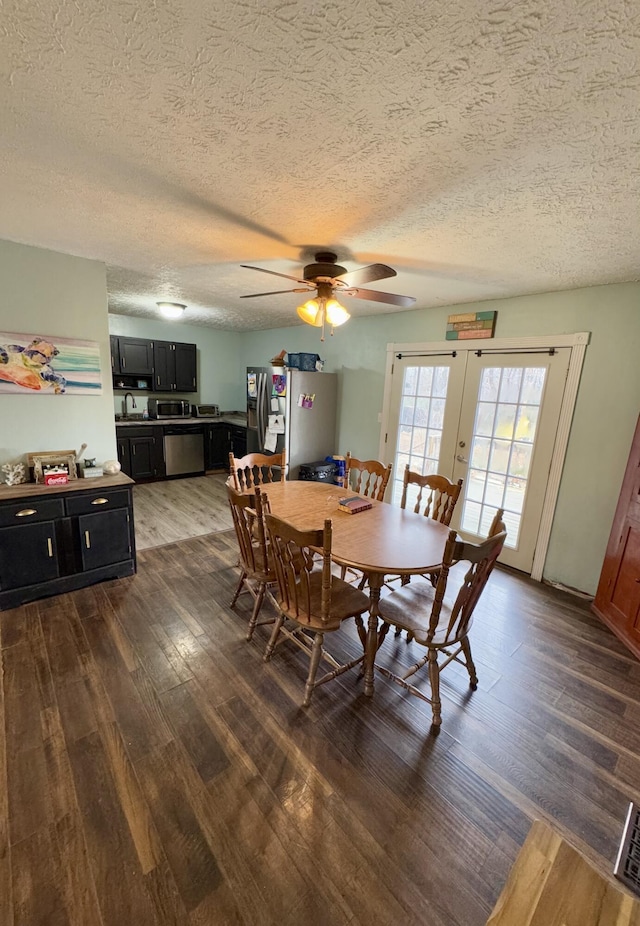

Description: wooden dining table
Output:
[257,480,450,696]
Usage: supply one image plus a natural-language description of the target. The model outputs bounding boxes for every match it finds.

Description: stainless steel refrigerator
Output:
[246,367,337,479]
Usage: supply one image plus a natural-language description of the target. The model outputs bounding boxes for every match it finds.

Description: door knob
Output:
[456,454,469,463]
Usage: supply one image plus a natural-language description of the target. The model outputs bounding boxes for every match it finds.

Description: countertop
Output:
[0,472,134,502]
[115,415,247,428]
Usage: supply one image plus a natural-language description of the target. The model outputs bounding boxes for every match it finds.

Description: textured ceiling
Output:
[1,0,639,330]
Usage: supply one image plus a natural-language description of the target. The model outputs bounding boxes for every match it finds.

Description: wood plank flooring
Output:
[133,475,232,550]
[1,533,639,925]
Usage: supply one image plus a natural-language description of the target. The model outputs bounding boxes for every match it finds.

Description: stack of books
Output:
[338,496,372,515]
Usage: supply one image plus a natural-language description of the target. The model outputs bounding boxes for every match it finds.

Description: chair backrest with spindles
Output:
[400,466,463,525]
[230,449,287,492]
[226,481,271,579]
[264,511,334,625]
[344,452,392,502]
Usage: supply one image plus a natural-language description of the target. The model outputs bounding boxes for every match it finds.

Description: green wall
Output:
[108,314,245,413]
[0,239,117,466]
[239,283,640,595]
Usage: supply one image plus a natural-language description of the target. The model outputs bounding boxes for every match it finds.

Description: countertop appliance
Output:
[192,404,220,418]
[246,367,337,480]
[148,398,191,419]
[163,424,205,476]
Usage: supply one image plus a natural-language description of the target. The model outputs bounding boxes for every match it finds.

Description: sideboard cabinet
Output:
[0,474,136,610]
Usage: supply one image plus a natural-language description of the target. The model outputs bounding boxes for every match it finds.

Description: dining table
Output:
[256,480,450,696]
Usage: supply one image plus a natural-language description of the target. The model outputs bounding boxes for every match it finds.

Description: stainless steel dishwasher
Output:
[163,425,205,476]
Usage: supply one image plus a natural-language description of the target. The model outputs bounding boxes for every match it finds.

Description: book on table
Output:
[338,496,372,514]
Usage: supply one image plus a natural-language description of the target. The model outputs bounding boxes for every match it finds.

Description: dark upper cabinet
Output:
[153,340,197,393]
[175,342,197,392]
[111,337,154,375]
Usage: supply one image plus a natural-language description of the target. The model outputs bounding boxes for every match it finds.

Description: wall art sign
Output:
[445,311,497,341]
[0,332,103,395]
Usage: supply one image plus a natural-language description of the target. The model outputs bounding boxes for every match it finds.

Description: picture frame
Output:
[32,452,78,484]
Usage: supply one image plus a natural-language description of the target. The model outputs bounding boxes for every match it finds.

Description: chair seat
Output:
[378,580,459,646]
[276,572,370,630]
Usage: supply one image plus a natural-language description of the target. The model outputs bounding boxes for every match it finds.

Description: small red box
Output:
[44,473,68,486]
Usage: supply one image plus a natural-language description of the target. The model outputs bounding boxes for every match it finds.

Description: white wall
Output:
[108,314,245,414]
[0,239,117,467]
[239,282,640,596]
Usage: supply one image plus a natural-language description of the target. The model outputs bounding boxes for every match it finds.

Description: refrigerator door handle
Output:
[258,372,268,451]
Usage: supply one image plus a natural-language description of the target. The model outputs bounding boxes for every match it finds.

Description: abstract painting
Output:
[0,332,103,395]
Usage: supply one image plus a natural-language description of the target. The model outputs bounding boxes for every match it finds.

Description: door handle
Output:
[47,537,53,557]
[456,454,469,463]
[84,530,91,549]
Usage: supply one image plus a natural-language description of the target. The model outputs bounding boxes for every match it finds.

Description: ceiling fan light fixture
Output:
[297,298,323,327]
[157,302,186,319]
[325,298,350,327]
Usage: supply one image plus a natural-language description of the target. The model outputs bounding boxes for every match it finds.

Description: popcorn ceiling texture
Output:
[1,0,639,329]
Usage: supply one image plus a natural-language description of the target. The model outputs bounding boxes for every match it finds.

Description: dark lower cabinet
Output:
[116,427,164,479]
[230,425,247,459]
[0,477,136,610]
[205,424,228,469]
[0,521,59,590]
[79,509,132,571]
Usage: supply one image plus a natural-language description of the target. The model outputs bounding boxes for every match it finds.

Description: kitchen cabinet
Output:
[228,425,247,461]
[0,476,135,611]
[116,426,164,480]
[593,415,640,659]
[111,336,154,375]
[205,423,228,470]
[153,340,197,393]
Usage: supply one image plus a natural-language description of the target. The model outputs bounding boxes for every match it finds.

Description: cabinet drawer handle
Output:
[84,530,91,549]
[47,537,53,557]
[16,508,37,518]
[122,357,126,368]
[91,498,109,505]
[157,375,160,386]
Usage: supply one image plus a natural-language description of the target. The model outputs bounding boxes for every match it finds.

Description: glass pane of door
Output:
[387,354,465,505]
[451,350,571,571]
[459,366,547,547]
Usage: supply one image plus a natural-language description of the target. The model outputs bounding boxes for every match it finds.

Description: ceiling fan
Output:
[240,251,416,338]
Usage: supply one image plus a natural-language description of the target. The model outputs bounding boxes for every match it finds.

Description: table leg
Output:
[364,574,383,697]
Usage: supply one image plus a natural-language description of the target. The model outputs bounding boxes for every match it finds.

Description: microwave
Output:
[192,404,220,418]
[147,399,191,419]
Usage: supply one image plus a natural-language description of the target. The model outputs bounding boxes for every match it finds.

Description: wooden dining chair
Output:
[401,465,463,524]
[262,502,371,707]
[344,452,392,501]
[375,515,507,731]
[391,466,465,607]
[229,449,287,491]
[226,481,278,641]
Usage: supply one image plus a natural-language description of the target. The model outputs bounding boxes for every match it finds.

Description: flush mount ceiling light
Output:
[157,302,186,319]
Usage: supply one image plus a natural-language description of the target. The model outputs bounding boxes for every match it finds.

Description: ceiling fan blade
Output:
[346,287,416,308]
[241,265,309,285]
[334,263,397,287]
[240,288,311,298]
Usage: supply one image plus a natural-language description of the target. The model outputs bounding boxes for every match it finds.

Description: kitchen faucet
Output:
[123,392,137,418]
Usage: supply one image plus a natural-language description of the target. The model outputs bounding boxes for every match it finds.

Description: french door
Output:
[385,345,572,573]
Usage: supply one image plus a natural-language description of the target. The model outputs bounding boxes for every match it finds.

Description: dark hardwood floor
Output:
[1,531,639,925]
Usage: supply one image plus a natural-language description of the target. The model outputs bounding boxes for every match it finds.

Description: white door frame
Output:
[379,332,590,582]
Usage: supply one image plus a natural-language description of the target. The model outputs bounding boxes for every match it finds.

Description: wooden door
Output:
[129,436,156,479]
[593,416,640,659]
[0,521,59,590]
[78,510,132,571]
